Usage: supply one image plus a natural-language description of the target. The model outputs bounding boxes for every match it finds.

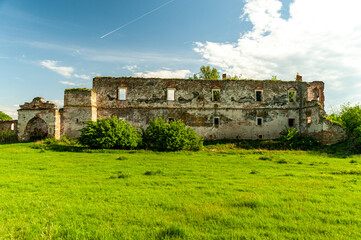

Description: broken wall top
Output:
[19,97,57,110]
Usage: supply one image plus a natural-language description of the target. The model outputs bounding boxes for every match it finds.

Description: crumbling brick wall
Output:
[0,120,17,132]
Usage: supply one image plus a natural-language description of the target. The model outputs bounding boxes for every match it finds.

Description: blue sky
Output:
[1,0,361,118]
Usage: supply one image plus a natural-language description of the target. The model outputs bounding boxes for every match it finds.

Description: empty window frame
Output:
[257,117,263,126]
[212,89,220,102]
[258,134,264,140]
[167,88,175,101]
[306,116,312,124]
[10,123,14,131]
[118,87,127,100]
[288,118,295,127]
[214,117,220,127]
[255,90,263,102]
[288,90,296,103]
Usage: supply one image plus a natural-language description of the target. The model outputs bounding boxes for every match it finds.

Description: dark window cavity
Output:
[288,118,295,127]
[256,90,263,102]
[214,117,220,127]
[257,117,263,126]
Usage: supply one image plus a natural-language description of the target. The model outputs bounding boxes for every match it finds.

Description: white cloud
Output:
[59,81,82,86]
[73,74,91,80]
[134,69,192,78]
[41,60,74,78]
[194,0,361,110]
[41,60,91,81]
[123,65,138,72]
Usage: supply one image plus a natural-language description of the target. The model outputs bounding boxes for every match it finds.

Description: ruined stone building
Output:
[11,75,345,144]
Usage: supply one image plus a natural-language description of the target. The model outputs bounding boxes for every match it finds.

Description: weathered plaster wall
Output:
[62,89,97,138]
[93,77,313,140]
[17,97,60,141]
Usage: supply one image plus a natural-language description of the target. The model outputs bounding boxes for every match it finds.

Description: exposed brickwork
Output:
[0,120,17,132]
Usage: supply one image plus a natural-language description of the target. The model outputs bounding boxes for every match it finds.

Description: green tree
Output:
[189,66,221,80]
[0,111,12,121]
[328,103,361,152]
[199,65,220,80]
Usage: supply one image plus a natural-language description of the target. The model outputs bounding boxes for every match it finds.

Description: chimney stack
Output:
[222,74,227,80]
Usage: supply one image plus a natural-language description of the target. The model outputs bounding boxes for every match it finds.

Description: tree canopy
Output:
[190,65,220,80]
[0,111,12,121]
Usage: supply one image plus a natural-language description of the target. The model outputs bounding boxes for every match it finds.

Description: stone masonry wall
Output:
[17,97,60,141]
[93,77,312,140]
[62,89,97,138]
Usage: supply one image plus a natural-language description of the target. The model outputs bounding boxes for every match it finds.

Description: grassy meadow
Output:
[0,142,361,239]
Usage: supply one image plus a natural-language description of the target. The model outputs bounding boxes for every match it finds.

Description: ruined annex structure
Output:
[11,75,345,144]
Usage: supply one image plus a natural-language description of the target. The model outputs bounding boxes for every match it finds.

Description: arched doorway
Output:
[24,117,48,141]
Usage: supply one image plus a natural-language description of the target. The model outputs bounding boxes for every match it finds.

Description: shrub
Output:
[142,117,203,151]
[328,103,361,152]
[79,117,141,149]
[0,130,17,144]
[279,128,319,150]
[144,169,163,176]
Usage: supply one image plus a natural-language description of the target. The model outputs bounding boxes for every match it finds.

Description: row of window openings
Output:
[167,117,298,127]
[118,88,296,102]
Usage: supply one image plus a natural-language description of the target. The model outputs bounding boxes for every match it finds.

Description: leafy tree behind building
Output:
[0,111,12,121]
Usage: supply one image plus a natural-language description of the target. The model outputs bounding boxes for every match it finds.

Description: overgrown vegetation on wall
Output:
[328,103,361,152]
[0,111,12,121]
[142,117,203,151]
[79,117,141,149]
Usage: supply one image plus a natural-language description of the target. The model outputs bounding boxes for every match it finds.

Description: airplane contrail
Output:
[100,0,176,39]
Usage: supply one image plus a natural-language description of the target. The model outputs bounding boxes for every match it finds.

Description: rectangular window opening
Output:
[257,117,263,126]
[288,118,295,127]
[214,117,220,127]
[167,89,175,101]
[255,90,263,102]
[118,87,127,100]
[289,91,295,102]
[258,134,264,140]
[212,89,220,102]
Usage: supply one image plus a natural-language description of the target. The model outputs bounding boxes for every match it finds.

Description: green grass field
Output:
[0,142,361,239]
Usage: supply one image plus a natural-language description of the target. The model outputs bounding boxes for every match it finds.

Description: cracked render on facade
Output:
[12,75,346,144]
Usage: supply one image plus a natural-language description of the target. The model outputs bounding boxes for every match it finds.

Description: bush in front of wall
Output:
[79,116,141,149]
[142,117,203,151]
[279,127,319,150]
[0,129,17,144]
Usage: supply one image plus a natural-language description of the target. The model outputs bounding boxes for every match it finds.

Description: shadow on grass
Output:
[204,139,358,158]
[32,143,86,152]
